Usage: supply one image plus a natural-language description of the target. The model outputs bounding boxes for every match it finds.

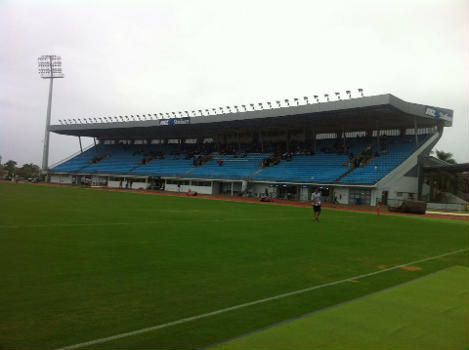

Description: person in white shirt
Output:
[311,188,322,222]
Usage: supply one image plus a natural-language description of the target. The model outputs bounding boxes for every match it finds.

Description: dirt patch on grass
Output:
[400,265,422,271]
[377,265,388,269]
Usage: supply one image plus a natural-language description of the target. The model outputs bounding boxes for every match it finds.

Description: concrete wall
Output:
[165,180,213,194]
[91,176,107,186]
[376,132,439,206]
[378,175,418,206]
[107,178,147,189]
[241,180,248,193]
[299,186,309,201]
[370,188,379,206]
[50,174,72,184]
[427,202,467,212]
[188,184,213,194]
[439,192,468,205]
[131,180,147,190]
[165,183,189,193]
[248,183,271,197]
[333,187,349,204]
[108,180,122,188]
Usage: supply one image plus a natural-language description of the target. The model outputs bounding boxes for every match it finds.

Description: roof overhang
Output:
[50,94,453,139]
[423,163,469,173]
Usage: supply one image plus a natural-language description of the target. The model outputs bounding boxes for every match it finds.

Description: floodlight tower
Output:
[38,55,64,172]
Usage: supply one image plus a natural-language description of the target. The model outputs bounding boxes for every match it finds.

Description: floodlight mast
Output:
[38,55,64,172]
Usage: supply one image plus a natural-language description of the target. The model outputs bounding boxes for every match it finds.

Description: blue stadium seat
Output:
[49,135,430,185]
[132,156,194,177]
[339,135,428,184]
[80,145,143,174]
[50,145,109,172]
[184,153,267,180]
[253,153,349,183]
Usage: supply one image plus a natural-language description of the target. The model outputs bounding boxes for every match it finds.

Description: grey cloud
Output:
[0,0,467,166]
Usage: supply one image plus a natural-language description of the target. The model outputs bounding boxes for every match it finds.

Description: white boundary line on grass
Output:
[53,247,468,350]
[0,217,304,229]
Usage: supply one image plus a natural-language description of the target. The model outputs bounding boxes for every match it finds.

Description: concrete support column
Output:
[414,117,419,146]
[305,128,312,146]
[241,180,247,193]
[271,186,278,199]
[417,161,424,200]
[370,188,377,206]
[257,129,264,153]
[377,130,381,149]
[299,186,309,201]
[78,136,83,153]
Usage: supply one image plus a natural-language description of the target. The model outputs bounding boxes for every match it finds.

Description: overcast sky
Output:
[0,0,467,167]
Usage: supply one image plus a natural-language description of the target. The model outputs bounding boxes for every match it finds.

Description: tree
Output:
[17,163,41,179]
[4,160,17,176]
[435,150,457,164]
[457,172,469,195]
[426,150,463,201]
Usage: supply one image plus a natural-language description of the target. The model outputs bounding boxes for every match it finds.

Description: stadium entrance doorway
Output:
[212,181,242,196]
[382,190,389,205]
[72,175,81,185]
[349,188,372,205]
[276,185,299,200]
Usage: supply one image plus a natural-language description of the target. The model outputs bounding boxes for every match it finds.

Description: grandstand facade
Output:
[48,94,453,206]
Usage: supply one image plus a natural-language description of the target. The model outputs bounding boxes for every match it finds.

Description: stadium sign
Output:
[159,117,191,126]
[173,117,191,125]
[425,106,452,122]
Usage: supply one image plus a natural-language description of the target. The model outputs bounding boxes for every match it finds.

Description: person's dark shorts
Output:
[313,205,321,212]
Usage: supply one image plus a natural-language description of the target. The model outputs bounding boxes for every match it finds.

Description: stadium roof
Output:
[421,156,469,173]
[50,94,453,139]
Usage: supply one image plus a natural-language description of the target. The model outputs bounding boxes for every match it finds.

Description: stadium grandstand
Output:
[48,93,453,206]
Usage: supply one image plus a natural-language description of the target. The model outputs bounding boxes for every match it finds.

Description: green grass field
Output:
[0,182,468,349]
[211,266,469,350]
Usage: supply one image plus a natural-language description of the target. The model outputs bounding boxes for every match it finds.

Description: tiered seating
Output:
[50,135,430,185]
[252,138,368,183]
[253,153,349,183]
[132,156,194,177]
[186,153,267,180]
[339,136,424,184]
[80,145,143,174]
[50,145,107,172]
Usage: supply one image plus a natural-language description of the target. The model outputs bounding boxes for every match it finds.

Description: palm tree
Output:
[435,150,457,164]
[426,150,459,201]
